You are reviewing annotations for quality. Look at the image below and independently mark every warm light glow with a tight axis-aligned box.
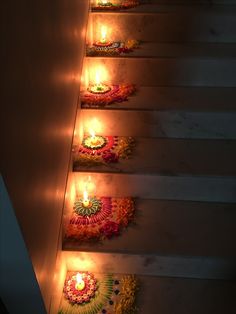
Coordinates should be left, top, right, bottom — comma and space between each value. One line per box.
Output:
89, 128, 96, 139
77, 176, 96, 197
76, 273, 83, 283
75, 273, 85, 291
95, 70, 101, 86
83, 190, 90, 207
100, 25, 107, 43
85, 118, 102, 136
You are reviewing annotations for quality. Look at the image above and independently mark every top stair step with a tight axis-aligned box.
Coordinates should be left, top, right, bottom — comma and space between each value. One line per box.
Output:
91, 6, 236, 43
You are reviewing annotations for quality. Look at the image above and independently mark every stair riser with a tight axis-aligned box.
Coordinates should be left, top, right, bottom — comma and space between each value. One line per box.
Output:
63, 251, 236, 280
91, 12, 236, 43
81, 109, 236, 139
141, 0, 236, 4
85, 57, 236, 86
73, 173, 236, 203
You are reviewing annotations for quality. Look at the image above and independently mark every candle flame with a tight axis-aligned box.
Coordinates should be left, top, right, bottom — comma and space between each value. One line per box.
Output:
83, 190, 89, 202
101, 25, 107, 42
89, 128, 96, 138
95, 70, 101, 86
76, 273, 83, 284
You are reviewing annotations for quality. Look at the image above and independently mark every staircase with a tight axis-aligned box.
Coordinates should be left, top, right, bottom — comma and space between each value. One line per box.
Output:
61, 0, 236, 313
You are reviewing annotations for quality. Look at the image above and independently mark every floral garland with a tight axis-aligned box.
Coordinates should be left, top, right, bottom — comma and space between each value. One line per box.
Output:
65, 197, 135, 242
92, 0, 139, 11
58, 273, 138, 314
81, 84, 136, 108
73, 136, 135, 168
114, 275, 138, 314
87, 40, 140, 56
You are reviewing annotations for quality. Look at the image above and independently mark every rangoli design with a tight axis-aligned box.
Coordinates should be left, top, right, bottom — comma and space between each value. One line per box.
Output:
92, 0, 139, 11
73, 136, 135, 168
87, 40, 140, 56
65, 197, 135, 242
59, 272, 138, 314
81, 84, 136, 108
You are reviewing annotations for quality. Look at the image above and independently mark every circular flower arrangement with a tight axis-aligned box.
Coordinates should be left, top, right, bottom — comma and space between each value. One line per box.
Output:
82, 135, 107, 150
81, 84, 136, 108
92, 0, 139, 11
66, 197, 135, 242
73, 136, 134, 168
64, 272, 97, 305
87, 84, 111, 94
74, 197, 102, 216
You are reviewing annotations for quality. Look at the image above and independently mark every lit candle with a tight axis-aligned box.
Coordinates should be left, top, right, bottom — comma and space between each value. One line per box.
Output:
100, 26, 107, 44
89, 129, 101, 146
94, 70, 104, 92
99, 0, 109, 5
75, 273, 85, 291
88, 68, 111, 94
82, 190, 90, 207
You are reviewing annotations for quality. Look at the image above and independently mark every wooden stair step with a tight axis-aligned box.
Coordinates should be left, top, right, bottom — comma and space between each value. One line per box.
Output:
136, 275, 236, 314
99, 86, 236, 111
74, 138, 236, 176
72, 172, 236, 202
63, 250, 236, 280
64, 199, 236, 257
89, 42, 236, 59
91, 8, 236, 43
81, 108, 236, 139
85, 57, 236, 86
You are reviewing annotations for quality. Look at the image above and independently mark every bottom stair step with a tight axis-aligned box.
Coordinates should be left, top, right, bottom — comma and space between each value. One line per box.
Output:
137, 275, 236, 314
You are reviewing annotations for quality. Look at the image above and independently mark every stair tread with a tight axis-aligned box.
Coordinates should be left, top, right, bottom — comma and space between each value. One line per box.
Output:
92, 3, 236, 14
64, 199, 236, 257
74, 138, 236, 176
86, 57, 236, 87
101, 86, 236, 111
100, 42, 236, 58
136, 275, 236, 314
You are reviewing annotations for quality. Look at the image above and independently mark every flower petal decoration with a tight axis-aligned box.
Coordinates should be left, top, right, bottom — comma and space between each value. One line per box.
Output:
73, 136, 135, 168
59, 272, 139, 314
87, 40, 140, 57
81, 84, 136, 108
92, 0, 139, 11
65, 197, 135, 243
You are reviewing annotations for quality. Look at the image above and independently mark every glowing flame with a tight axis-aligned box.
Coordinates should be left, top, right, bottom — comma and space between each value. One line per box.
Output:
101, 0, 108, 4
100, 25, 107, 43
89, 128, 96, 139
76, 273, 83, 284
83, 190, 89, 203
95, 70, 101, 86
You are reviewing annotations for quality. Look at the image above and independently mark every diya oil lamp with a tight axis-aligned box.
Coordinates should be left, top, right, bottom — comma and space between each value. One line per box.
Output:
94, 25, 112, 47
97, 0, 113, 7
87, 69, 111, 94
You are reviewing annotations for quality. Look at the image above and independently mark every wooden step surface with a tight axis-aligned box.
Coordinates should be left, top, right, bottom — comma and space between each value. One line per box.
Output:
91, 9, 236, 43
85, 57, 236, 86
92, 86, 236, 111
64, 199, 236, 257
73, 172, 236, 202
81, 108, 236, 139
136, 275, 236, 314
74, 137, 236, 176
89, 42, 236, 59
63, 250, 236, 279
